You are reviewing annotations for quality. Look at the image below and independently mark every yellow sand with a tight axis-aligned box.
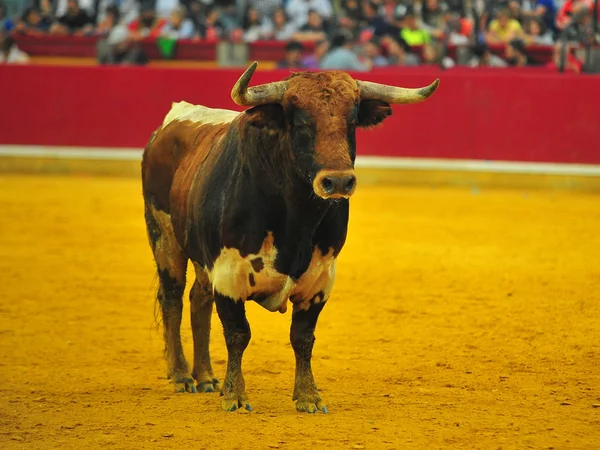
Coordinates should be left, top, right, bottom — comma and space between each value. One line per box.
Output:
0, 174, 599, 449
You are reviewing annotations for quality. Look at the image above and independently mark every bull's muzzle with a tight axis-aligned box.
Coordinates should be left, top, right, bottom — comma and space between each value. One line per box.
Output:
313, 170, 357, 199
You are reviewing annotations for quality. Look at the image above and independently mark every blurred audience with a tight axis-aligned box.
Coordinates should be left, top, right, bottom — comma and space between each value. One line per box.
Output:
320, 29, 370, 71
16, 7, 53, 35
97, 22, 148, 64
50, 0, 95, 36
486, 7, 523, 44
276, 39, 305, 68
292, 9, 328, 42
302, 38, 329, 68
128, 3, 166, 39
2, 0, 597, 73
262, 7, 297, 41
468, 41, 509, 67
0, 33, 30, 63
0, 2, 15, 32
161, 5, 194, 39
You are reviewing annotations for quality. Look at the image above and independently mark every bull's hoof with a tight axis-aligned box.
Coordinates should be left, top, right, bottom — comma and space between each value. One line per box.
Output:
221, 398, 252, 412
197, 378, 221, 393
172, 376, 197, 394
296, 400, 328, 414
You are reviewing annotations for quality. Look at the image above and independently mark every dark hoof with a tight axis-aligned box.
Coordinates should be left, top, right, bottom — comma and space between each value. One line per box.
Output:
173, 377, 197, 394
222, 398, 252, 412
197, 379, 218, 393
296, 400, 327, 414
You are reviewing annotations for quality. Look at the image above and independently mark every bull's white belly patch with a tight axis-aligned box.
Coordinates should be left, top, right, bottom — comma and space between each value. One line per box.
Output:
198, 232, 336, 313
162, 101, 238, 127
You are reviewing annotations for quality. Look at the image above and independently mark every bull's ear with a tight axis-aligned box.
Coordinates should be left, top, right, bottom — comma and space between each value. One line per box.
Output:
245, 104, 287, 130
357, 99, 392, 128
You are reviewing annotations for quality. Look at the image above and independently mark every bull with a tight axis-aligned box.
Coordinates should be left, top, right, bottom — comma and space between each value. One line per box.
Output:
141, 62, 439, 413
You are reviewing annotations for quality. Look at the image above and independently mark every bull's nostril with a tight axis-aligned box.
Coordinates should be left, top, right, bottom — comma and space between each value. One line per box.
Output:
321, 177, 335, 194
344, 176, 356, 193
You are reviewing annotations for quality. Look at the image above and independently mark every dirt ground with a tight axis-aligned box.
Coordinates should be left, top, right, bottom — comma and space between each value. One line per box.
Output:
1, 174, 599, 450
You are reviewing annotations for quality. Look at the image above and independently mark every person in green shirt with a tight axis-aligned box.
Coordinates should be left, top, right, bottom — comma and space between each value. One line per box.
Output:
396, 4, 432, 46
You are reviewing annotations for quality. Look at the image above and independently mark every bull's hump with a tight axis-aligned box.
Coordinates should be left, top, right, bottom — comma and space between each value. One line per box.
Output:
162, 101, 239, 128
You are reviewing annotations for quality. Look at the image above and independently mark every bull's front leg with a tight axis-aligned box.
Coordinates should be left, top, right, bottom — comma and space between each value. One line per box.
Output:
214, 293, 252, 412
290, 301, 327, 414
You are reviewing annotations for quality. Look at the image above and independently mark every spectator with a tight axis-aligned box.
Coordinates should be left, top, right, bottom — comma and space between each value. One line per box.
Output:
128, 3, 168, 40
276, 40, 306, 68
292, 9, 328, 42
468, 41, 509, 67
286, 0, 333, 30
0, 2, 15, 33
95, 5, 119, 37
486, 7, 523, 44
397, 4, 432, 46
505, 38, 541, 65
161, 5, 195, 39
522, 17, 554, 45
250, 0, 283, 19
520, 0, 558, 35
381, 34, 420, 66
545, 40, 583, 72
362, 1, 395, 37
36, 0, 56, 22
187, 0, 207, 34
242, 6, 269, 42
362, 39, 389, 66
419, 0, 449, 40
197, 6, 227, 40
96, 0, 140, 26
302, 38, 329, 68
50, 0, 95, 36
0, 34, 30, 63
15, 7, 53, 35
97, 23, 148, 65
556, 0, 599, 40
261, 7, 297, 41
444, 0, 466, 17
212, 0, 239, 33
155, 0, 181, 19
556, 0, 587, 30
320, 29, 371, 71
338, 0, 363, 37
445, 12, 470, 45
52, 0, 96, 19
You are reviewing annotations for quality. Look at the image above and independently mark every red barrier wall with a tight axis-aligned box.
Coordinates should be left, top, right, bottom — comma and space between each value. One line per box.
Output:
1, 65, 599, 164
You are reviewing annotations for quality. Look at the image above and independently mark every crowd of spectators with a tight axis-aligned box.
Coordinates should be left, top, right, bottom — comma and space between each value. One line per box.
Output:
0, 0, 598, 70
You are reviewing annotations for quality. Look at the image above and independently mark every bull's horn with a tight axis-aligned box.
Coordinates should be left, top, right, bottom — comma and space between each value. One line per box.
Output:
356, 78, 440, 104
231, 61, 288, 107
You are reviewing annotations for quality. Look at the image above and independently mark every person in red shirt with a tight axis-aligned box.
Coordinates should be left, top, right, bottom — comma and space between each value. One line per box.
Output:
556, 0, 599, 31
128, 3, 167, 40
545, 41, 584, 72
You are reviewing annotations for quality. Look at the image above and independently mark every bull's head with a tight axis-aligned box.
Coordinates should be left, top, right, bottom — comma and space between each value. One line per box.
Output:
231, 61, 439, 200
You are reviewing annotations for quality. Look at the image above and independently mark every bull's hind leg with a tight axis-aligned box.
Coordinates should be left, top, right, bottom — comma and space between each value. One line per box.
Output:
290, 301, 328, 414
189, 269, 220, 393
144, 200, 195, 393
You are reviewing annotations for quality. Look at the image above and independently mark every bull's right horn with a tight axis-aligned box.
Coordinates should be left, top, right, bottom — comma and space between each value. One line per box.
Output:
357, 78, 440, 104
231, 61, 289, 107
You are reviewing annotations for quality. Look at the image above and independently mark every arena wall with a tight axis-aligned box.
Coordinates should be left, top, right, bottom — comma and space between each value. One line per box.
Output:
1, 64, 600, 190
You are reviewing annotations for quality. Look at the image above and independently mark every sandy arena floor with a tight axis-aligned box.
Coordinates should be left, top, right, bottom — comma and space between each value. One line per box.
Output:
0, 174, 599, 449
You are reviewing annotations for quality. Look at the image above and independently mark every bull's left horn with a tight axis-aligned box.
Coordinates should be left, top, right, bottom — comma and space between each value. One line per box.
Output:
356, 78, 440, 104
231, 61, 288, 107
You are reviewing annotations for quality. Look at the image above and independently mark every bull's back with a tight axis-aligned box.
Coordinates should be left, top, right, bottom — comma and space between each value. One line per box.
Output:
142, 101, 238, 214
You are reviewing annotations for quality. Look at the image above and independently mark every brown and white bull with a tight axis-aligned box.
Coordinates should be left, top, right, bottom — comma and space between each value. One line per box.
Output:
141, 62, 439, 413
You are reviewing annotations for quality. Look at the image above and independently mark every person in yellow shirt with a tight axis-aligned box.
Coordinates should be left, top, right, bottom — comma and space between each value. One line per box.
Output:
487, 8, 524, 43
